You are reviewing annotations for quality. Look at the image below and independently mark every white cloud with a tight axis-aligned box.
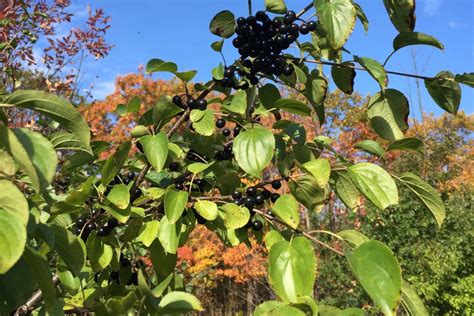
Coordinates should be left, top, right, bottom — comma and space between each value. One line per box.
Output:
424, 0, 442, 16
92, 80, 115, 100
448, 21, 467, 29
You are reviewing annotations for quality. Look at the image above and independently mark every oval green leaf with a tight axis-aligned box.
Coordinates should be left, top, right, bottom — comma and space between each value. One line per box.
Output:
272, 194, 300, 229
303, 158, 331, 187
383, 0, 415, 32
331, 62, 356, 94
164, 190, 189, 224
354, 56, 387, 89
0, 180, 28, 226
139, 132, 169, 172
219, 203, 250, 229
425, 71, 461, 114
194, 200, 218, 221
0, 210, 26, 274
209, 10, 236, 38
393, 32, 444, 52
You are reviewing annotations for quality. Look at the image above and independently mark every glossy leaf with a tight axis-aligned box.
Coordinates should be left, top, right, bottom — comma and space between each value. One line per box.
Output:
139, 132, 169, 172
209, 10, 236, 38
348, 162, 398, 210
194, 200, 218, 221
0, 210, 26, 274
233, 127, 275, 178
219, 203, 250, 229
347, 240, 402, 316
264, 230, 285, 251
386, 137, 424, 153
383, 0, 415, 32
211, 40, 224, 52
164, 190, 189, 223
355, 140, 384, 157
289, 175, 328, 212
188, 161, 214, 174
354, 2, 369, 32
158, 291, 203, 313
190, 109, 215, 136
259, 83, 281, 109
254, 301, 305, 316
150, 240, 177, 277
268, 237, 316, 302
367, 89, 409, 141
146, 58, 178, 74
51, 225, 86, 275
397, 172, 445, 227
454, 72, 474, 88
354, 56, 387, 89
303, 158, 331, 187
338, 229, 369, 249
331, 170, 360, 210
425, 71, 461, 114
401, 280, 429, 316
265, 0, 287, 14
137, 221, 160, 247
0, 180, 28, 226
275, 99, 311, 116
331, 62, 356, 94
314, 0, 357, 50
272, 194, 300, 229
3, 90, 91, 153
158, 216, 181, 254
175, 70, 197, 82
101, 141, 131, 186
86, 232, 113, 270
0, 150, 15, 177
393, 32, 444, 52
107, 184, 130, 209
225, 90, 247, 114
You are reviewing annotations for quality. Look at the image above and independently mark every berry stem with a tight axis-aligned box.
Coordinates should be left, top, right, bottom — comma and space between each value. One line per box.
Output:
248, 0, 252, 16
296, 2, 314, 19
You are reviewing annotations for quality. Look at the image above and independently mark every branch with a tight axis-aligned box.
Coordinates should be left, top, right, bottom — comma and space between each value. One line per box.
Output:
253, 209, 344, 256
296, 2, 314, 19
14, 275, 60, 315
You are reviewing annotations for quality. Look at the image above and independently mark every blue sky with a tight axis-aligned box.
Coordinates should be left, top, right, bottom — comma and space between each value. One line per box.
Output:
59, 0, 473, 119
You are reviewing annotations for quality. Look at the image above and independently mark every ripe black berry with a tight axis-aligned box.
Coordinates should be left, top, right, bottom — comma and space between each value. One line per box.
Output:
272, 18, 282, 28
262, 189, 272, 199
255, 194, 264, 205
97, 226, 110, 237
289, 23, 299, 35
224, 67, 235, 78
169, 161, 180, 171
76, 217, 87, 229
252, 220, 263, 231
307, 21, 317, 32
175, 183, 185, 191
126, 171, 135, 180
250, 76, 259, 85
256, 11, 267, 21
216, 118, 226, 128
282, 64, 294, 76
237, 17, 247, 26
235, 198, 243, 206
244, 196, 256, 208
283, 10, 296, 25
270, 193, 280, 203
224, 144, 233, 153
84, 222, 96, 233
299, 23, 309, 35
233, 37, 243, 48
246, 187, 257, 197
222, 128, 231, 137
221, 77, 233, 88
271, 180, 282, 189
196, 98, 207, 110
108, 217, 119, 229
172, 95, 182, 107
187, 98, 196, 109
120, 257, 131, 267
233, 125, 242, 136
232, 190, 242, 200
246, 16, 257, 26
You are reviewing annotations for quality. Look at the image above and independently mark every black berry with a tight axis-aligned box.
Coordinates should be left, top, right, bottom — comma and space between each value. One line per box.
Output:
271, 180, 282, 189
270, 193, 280, 203
299, 23, 309, 35
169, 161, 180, 171
244, 196, 256, 208
234, 125, 242, 136
252, 220, 263, 231
172, 95, 182, 106
97, 226, 110, 237
222, 128, 231, 137
196, 98, 207, 110
76, 217, 87, 229
282, 64, 294, 76
307, 21, 317, 32
224, 67, 235, 78
246, 186, 257, 197
232, 190, 242, 200
283, 10, 296, 25
237, 17, 247, 26
187, 98, 196, 109
108, 217, 119, 229
216, 118, 226, 128
255, 194, 264, 205
262, 189, 272, 199
175, 183, 185, 191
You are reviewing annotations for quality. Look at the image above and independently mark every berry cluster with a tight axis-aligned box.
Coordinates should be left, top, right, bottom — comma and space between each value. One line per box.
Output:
75, 212, 119, 240
172, 169, 207, 192
214, 118, 241, 160
172, 94, 207, 110
107, 255, 138, 286
231, 10, 316, 80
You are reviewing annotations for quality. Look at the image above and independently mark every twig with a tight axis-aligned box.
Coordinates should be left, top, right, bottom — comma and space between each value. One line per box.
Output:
253, 209, 344, 256
14, 275, 60, 315
296, 2, 314, 19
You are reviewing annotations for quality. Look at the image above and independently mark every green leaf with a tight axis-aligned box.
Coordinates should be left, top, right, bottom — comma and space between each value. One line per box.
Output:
338, 229, 369, 249
23, 246, 57, 311
303, 158, 331, 187
219, 203, 250, 229
139, 132, 169, 172
0, 210, 26, 274
314, 0, 356, 50
150, 240, 177, 277
354, 2, 369, 32
264, 230, 285, 251
175, 70, 197, 82
331, 170, 360, 210
152, 96, 184, 129
354, 56, 387, 89
0, 180, 28, 226
100, 203, 131, 223
107, 184, 130, 209
209, 10, 236, 38
454, 72, 474, 88
164, 190, 189, 224
190, 109, 215, 136
272, 194, 300, 229
3, 90, 91, 153
265, 0, 287, 14
348, 162, 398, 210
158, 216, 181, 254
188, 161, 214, 174
0, 127, 57, 192
386, 137, 424, 153
259, 83, 281, 109
224, 90, 247, 115
101, 141, 131, 186
401, 280, 429, 316
268, 237, 316, 302
367, 89, 409, 141
51, 225, 86, 275
355, 140, 384, 157
0, 150, 16, 177
158, 291, 203, 313
305, 70, 328, 124
86, 232, 113, 270
425, 71, 461, 114
212, 63, 225, 80
233, 127, 275, 178
289, 175, 328, 212
383, 0, 415, 32
254, 301, 305, 316
130, 125, 149, 138
347, 240, 402, 316
194, 200, 218, 221
397, 172, 445, 227
116, 104, 127, 116
275, 99, 311, 116
137, 221, 160, 247
127, 95, 141, 114
105, 291, 136, 314
49, 131, 88, 152
331, 62, 356, 94
146, 58, 178, 74
393, 32, 444, 52
211, 40, 224, 52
